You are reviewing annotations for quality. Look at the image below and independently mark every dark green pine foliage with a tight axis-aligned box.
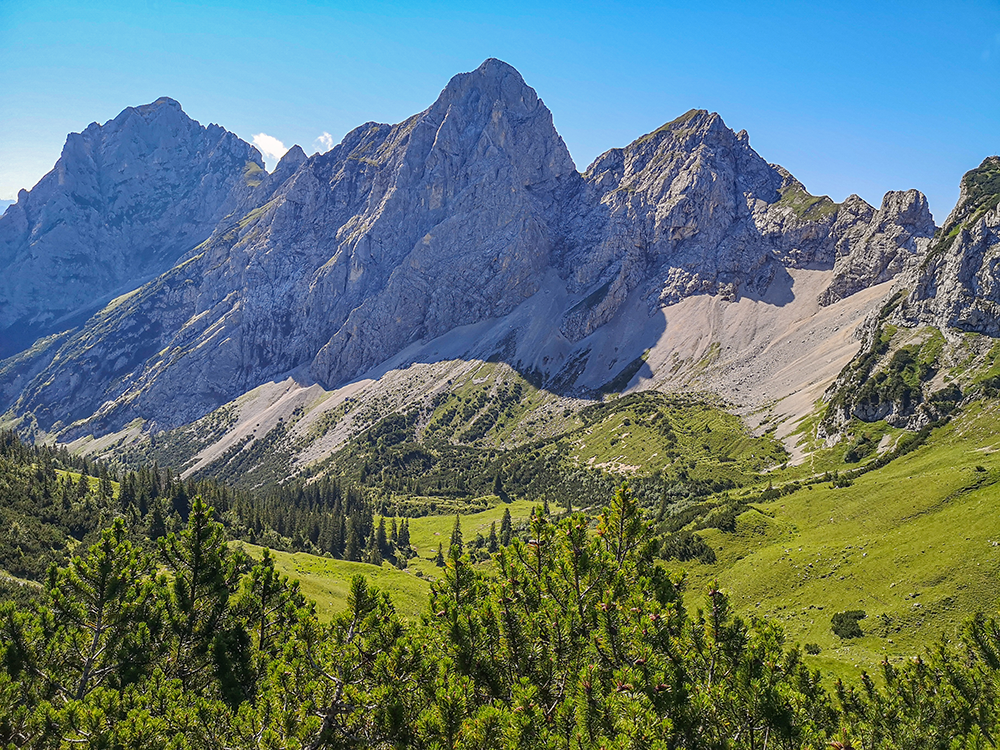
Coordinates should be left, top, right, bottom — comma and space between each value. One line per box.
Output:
499, 507, 513, 546
158, 497, 249, 695
344, 516, 364, 562
449, 514, 463, 556
0, 519, 157, 707
7, 480, 1000, 746
364, 527, 383, 566
5, 424, 1000, 747
375, 517, 389, 558
397, 518, 411, 558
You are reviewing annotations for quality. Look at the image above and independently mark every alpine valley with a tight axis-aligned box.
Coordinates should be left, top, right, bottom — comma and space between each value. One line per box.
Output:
3, 58, 1000, 687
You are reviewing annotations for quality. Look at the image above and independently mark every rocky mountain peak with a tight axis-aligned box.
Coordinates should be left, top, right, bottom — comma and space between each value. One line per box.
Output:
0, 62, 964, 448
893, 158, 1000, 335
280, 144, 307, 166
0, 98, 262, 356
414, 57, 576, 182
135, 96, 183, 114
438, 57, 534, 105
559, 107, 789, 340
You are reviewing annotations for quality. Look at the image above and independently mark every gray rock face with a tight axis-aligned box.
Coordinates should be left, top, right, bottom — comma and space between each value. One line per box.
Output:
889, 157, 1000, 334
1, 60, 939, 441
0, 98, 263, 356
819, 190, 935, 305
557, 113, 850, 341
307, 59, 577, 384
903, 214, 1000, 334
821, 158, 1000, 432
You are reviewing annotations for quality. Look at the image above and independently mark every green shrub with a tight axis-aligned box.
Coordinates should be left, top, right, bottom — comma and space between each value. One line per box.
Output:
659, 529, 716, 564
832, 610, 866, 638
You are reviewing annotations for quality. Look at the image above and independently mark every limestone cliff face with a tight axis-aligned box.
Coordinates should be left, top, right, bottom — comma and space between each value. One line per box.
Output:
819, 190, 935, 306
305, 59, 577, 386
821, 158, 1000, 431
5, 60, 578, 435
556, 112, 934, 341
0, 98, 263, 356
0, 60, 942, 441
558, 111, 786, 341
898, 157, 1000, 334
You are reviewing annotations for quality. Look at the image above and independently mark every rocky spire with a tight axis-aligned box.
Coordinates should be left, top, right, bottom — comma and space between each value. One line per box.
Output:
819, 189, 935, 305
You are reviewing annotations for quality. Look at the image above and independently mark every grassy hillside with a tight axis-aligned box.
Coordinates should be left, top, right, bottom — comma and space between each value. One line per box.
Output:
681, 400, 1000, 681
240, 499, 538, 619
237, 394, 1000, 682
240, 542, 431, 620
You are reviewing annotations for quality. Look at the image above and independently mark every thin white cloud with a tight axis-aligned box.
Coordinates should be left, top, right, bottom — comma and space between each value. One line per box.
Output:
315, 132, 334, 152
252, 133, 289, 165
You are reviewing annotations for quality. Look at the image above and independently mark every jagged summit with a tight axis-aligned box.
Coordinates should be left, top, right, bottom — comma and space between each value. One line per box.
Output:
941, 156, 1000, 232
441, 57, 531, 96
893, 157, 1000, 336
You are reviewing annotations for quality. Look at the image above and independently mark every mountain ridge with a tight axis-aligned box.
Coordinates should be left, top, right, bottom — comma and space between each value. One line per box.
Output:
1, 59, 975, 485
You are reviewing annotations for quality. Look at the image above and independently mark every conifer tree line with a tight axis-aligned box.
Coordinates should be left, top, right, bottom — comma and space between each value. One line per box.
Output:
0, 431, 416, 589
4, 482, 1000, 747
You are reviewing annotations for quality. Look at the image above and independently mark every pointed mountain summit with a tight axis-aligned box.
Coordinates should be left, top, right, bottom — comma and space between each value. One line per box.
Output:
3, 60, 579, 434
0, 98, 263, 356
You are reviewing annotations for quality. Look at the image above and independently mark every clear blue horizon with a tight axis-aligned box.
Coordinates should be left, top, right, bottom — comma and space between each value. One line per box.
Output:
1, 0, 998, 223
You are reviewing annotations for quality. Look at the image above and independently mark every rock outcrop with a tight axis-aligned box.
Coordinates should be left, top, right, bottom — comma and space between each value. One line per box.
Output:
558, 114, 837, 341
819, 190, 935, 306
898, 157, 1000, 334
0, 98, 263, 356
821, 158, 1000, 432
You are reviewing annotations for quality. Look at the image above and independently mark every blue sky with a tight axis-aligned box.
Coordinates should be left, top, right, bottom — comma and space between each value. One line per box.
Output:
1, 0, 998, 222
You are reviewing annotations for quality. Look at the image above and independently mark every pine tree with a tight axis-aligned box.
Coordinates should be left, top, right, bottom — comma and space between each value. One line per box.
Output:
158, 496, 248, 689
500, 508, 512, 547
375, 517, 389, 556
434, 542, 445, 567
235, 548, 305, 672
171, 483, 190, 522
449, 514, 463, 556
398, 518, 411, 558
48, 519, 155, 701
492, 471, 506, 501
345, 517, 362, 562
98, 466, 114, 503
119, 472, 137, 512
487, 521, 498, 553
364, 529, 383, 566
148, 502, 166, 540
390, 517, 399, 547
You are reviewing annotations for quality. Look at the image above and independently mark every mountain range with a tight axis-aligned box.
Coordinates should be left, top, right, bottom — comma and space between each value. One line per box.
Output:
1, 58, 997, 485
